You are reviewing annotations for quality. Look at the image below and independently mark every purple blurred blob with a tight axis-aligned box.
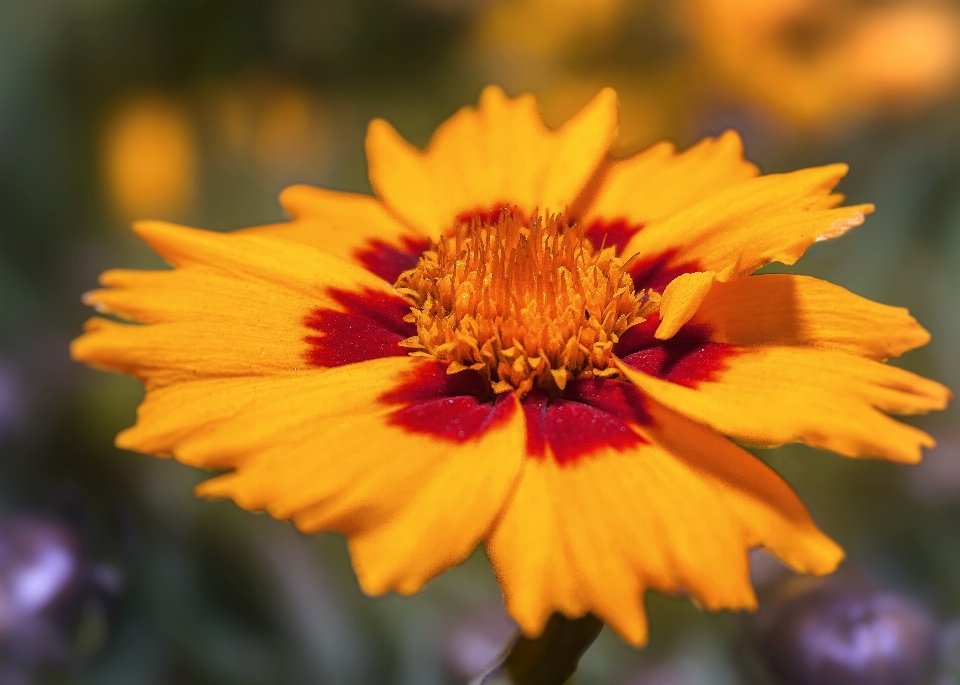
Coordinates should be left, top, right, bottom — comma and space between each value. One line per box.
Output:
0, 517, 81, 665
442, 605, 518, 680
749, 579, 939, 685
0, 518, 78, 630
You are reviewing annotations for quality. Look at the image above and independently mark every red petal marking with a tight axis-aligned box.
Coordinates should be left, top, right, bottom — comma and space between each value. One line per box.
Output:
522, 379, 650, 466
583, 218, 645, 256
615, 312, 737, 388
622, 343, 734, 388
383, 364, 516, 443
627, 249, 703, 293
304, 288, 415, 367
615, 314, 660, 353
354, 236, 431, 283
383, 366, 652, 459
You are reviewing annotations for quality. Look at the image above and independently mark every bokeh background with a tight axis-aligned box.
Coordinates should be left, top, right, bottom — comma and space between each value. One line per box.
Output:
2, 1, 960, 683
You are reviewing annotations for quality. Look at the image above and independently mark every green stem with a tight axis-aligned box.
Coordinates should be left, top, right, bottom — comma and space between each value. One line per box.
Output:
473, 614, 604, 685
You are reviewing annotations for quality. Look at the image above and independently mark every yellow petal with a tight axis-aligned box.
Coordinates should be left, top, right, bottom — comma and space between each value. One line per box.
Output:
114, 374, 303, 465
617, 347, 951, 464
366, 86, 618, 236
621, 164, 872, 290
129, 220, 390, 295
72, 315, 307, 389
344, 392, 524, 596
488, 394, 842, 646
684, 274, 931, 360
71, 222, 412, 388
242, 186, 430, 282
193, 359, 526, 597
580, 130, 759, 236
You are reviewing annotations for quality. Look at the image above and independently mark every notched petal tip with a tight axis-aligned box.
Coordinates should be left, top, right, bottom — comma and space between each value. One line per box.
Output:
365, 116, 418, 157
820, 162, 850, 182
895, 375, 954, 415
559, 86, 619, 138
767, 530, 845, 578
479, 83, 510, 106
352, 567, 391, 598
130, 218, 180, 241
355, 565, 429, 599
277, 183, 321, 219
69, 325, 107, 367
905, 319, 932, 352
600, 604, 649, 648
128, 219, 216, 266
350, 543, 432, 599
716, 128, 746, 148
77, 316, 111, 335
579, 86, 618, 118
113, 427, 143, 452
113, 425, 174, 458
193, 474, 261, 510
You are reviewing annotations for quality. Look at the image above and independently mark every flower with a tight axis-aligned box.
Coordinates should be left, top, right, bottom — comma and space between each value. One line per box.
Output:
744, 578, 939, 685
101, 94, 197, 218
71, 86, 951, 645
472, 0, 628, 58
684, 0, 960, 128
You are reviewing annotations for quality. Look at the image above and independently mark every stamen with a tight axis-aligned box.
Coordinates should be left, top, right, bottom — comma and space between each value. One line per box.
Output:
395, 209, 658, 397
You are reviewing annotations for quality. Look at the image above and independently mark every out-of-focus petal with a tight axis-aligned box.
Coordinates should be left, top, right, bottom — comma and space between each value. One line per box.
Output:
366, 86, 618, 237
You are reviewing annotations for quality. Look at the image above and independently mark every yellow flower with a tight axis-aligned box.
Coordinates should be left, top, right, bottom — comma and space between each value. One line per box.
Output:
101, 94, 197, 218
472, 0, 629, 58
685, 0, 960, 127
72, 87, 951, 645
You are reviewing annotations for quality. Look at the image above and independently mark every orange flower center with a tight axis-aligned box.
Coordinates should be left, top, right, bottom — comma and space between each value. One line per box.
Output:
395, 210, 657, 397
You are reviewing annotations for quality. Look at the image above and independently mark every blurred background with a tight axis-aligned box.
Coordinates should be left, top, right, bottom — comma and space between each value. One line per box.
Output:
2, 0, 960, 683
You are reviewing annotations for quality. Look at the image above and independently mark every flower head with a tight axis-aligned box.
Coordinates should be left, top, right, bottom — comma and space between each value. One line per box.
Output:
396, 210, 656, 395
71, 86, 951, 645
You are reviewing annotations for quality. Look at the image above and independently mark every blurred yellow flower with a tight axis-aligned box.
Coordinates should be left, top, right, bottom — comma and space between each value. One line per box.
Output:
101, 94, 197, 218
74, 87, 950, 645
843, 4, 960, 107
684, 0, 960, 127
474, 0, 629, 57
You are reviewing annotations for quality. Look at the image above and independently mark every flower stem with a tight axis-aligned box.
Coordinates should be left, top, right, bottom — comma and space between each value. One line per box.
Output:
473, 613, 604, 685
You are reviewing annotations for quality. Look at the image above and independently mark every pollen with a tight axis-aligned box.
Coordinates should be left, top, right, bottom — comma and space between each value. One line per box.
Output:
394, 209, 658, 397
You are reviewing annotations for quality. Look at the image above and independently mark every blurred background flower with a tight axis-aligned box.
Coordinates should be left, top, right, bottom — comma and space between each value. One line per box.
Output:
682, 0, 960, 130
740, 576, 941, 685
101, 94, 198, 220
1, 0, 959, 682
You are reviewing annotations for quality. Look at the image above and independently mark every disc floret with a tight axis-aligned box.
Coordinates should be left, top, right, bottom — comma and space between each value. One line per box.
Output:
395, 209, 657, 397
